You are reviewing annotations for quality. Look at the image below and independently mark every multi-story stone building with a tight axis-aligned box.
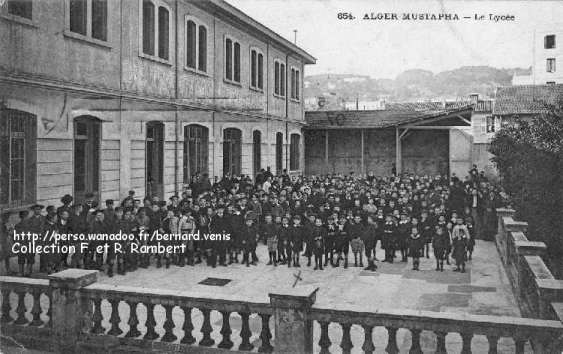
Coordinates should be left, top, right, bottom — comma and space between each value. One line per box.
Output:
0, 0, 315, 210
512, 24, 563, 85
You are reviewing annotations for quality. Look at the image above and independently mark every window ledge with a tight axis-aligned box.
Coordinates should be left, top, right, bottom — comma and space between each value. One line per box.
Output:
290, 98, 301, 103
273, 93, 286, 100
250, 86, 264, 94
63, 30, 112, 49
0, 13, 39, 28
184, 66, 210, 77
223, 78, 242, 87
139, 52, 173, 66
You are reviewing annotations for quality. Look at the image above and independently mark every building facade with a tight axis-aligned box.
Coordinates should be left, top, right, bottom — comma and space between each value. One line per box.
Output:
0, 0, 315, 210
471, 84, 563, 175
512, 24, 563, 85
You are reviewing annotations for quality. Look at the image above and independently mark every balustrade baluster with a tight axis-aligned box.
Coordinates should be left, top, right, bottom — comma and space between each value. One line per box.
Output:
340, 323, 353, 354
161, 304, 177, 342
386, 326, 399, 354
514, 338, 526, 354
1, 289, 13, 323
460, 332, 473, 354
258, 313, 273, 353
46, 291, 52, 326
238, 312, 254, 351
486, 335, 499, 354
180, 307, 195, 344
29, 289, 44, 327
319, 321, 331, 354
218, 311, 234, 349
91, 298, 104, 334
143, 303, 159, 340
14, 290, 28, 325
435, 331, 447, 354
107, 298, 123, 336
361, 325, 375, 354
409, 329, 422, 354
199, 308, 215, 346
125, 300, 141, 338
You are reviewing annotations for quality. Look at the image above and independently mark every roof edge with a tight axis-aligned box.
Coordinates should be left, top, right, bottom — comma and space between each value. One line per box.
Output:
199, 0, 317, 64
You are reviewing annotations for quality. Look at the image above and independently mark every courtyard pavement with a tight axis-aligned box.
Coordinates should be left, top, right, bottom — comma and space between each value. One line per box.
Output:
3, 240, 532, 353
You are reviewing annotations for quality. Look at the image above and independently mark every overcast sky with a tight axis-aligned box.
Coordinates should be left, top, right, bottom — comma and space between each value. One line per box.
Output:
227, 0, 562, 79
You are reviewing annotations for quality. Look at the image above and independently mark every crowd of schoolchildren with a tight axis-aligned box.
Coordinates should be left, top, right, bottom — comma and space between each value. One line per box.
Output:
1, 165, 502, 278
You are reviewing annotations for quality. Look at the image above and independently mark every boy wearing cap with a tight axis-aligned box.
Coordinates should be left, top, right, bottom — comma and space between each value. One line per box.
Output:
261, 214, 278, 266
408, 226, 425, 271
290, 215, 304, 267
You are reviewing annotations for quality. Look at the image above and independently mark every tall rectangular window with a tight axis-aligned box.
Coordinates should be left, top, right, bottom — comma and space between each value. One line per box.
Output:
544, 35, 556, 49
224, 37, 240, 83
234, 42, 241, 83
547, 58, 556, 73
257, 53, 264, 90
69, 0, 87, 35
0, 109, 37, 208
69, 0, 108, 41
198, 25, 207, 72
251, 50, 257, 88
486, 116, 496, 133
186, 20, 197, 68
8, 0, 32, 20
91, 0, 107, 41
280, 63, 286, 97
295, 69, 300, 99
290, 68, 301, 100
250, 49, 263, 91
158, 6, 169, 60
142, 0, 155, 55
225, 38, 232, 80
274, 61, 280, 95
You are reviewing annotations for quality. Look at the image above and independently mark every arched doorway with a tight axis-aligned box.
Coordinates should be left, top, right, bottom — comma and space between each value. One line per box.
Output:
223, 128, 241, 176
184, 124, 209, 183
146, 121, 164, 199
275, 132, 283, 175
74, 116, 100, 202
253, 130, 261, 177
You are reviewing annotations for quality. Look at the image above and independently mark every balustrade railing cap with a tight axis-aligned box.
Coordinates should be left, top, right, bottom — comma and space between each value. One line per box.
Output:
536, 279, 563, 291
269, 286, 319, 306
514, 240, 547, 250
49, 269, 98, 289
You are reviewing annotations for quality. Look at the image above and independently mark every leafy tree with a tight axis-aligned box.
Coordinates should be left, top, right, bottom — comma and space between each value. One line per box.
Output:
489, 103, 563, 277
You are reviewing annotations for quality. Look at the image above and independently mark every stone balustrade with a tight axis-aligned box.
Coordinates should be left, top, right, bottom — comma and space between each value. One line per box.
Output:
309, 305, 563, 353
0, 276, 53, 350
1, 258, 562, 353
495, 207, 563, 323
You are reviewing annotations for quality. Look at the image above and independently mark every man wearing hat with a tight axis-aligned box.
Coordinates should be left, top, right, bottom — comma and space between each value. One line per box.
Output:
103, 199, 116, 226
57, 194, 73, 217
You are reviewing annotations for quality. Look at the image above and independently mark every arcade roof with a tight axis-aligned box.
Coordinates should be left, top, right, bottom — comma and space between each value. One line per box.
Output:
304, 105, 473, 129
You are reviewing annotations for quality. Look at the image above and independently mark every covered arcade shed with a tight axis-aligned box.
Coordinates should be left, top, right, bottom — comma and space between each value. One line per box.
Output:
304, 103, 474, 177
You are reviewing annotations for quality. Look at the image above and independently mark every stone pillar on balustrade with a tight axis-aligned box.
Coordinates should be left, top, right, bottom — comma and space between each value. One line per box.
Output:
495, 208, 515, 262
269, 286, 319, 354
49, 269, 98, 354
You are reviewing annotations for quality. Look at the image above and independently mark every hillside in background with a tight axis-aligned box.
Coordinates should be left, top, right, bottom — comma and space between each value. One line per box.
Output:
304, 66, 531, 108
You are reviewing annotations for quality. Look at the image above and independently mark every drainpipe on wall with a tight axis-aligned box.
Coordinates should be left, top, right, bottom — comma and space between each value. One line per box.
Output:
174, 0, 179, 196
285, 54, 289, 172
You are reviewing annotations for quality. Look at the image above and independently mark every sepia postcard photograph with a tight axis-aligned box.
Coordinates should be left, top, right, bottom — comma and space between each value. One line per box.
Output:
0, 0, 562, 353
